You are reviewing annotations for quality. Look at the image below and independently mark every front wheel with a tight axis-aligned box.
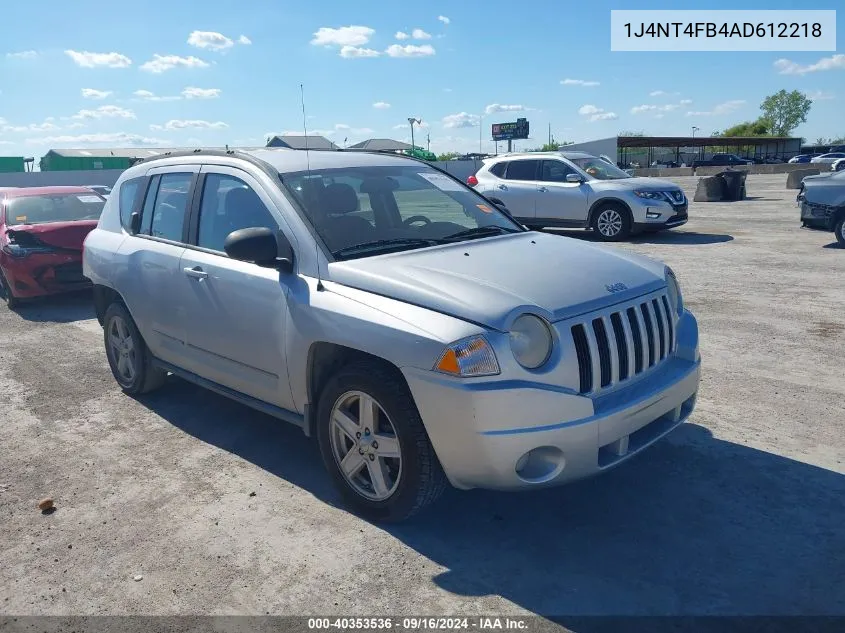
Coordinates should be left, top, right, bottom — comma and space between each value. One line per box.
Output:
316, 361, 447, 522
0, 269, 21, 309
591, 204, 632, 241
103, 302, 167, 395
835, 216, 845, 247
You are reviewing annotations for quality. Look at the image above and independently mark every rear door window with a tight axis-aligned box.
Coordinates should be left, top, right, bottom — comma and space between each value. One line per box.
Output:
505, 160, 539, 181
142, 173, 193, 242
118, 177, 145, 230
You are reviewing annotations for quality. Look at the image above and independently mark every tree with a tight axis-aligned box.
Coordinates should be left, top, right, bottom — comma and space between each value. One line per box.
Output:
760, 90, 812, 137
719, 118, 771, 137
437, 152, 460, 161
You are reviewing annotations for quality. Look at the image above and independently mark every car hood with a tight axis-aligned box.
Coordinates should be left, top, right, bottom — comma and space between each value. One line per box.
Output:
802, 175, 845, 205
4, 220, 98, 251
592, 177, 683, 192
326, 232, 667, 331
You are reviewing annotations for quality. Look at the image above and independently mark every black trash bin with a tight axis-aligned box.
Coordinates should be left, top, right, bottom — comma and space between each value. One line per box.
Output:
718, 169, 747, 201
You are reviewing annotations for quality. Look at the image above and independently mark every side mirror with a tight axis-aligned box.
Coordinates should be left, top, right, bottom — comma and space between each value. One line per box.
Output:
224, 227, 294, 271
565, 173, 584, 184
129, 210, 142, 234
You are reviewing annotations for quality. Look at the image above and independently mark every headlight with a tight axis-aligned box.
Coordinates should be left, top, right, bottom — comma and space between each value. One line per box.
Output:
634, 190, 665, 200
665, 267, 683, 316
435, 336, 500, 377
509, 314, 553, 370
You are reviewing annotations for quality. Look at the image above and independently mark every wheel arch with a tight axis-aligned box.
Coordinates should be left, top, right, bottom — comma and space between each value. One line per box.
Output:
587, 197, 634, 226
92, 284, 126, 326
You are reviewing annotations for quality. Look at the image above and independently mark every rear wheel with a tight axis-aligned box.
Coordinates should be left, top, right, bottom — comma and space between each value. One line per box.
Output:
316, 361, 447, 522
835, 216, 845, 247
591, 204, 632, 241
0, 268, 21, 309
103, 302, 167, 395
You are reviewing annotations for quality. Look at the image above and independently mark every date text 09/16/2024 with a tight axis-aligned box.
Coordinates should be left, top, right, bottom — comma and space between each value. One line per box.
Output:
307, 618, 529, 630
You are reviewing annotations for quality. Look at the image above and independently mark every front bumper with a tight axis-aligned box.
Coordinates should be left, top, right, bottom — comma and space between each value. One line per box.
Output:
799, 201, 837, 231
404, 311, 700, 491
629, 195, 688, 231
0, 252, 90, 299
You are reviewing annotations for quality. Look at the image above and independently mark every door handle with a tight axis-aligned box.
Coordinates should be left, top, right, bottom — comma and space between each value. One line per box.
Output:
497, 184, 508, 191
538, 186, 548, 193
183, 266, 208, 280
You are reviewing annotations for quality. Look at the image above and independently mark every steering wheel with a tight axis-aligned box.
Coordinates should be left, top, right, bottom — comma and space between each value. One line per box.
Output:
403, 215, 431, 227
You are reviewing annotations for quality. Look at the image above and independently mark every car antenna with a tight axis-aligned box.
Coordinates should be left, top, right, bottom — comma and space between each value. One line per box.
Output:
301, 82, 324, 291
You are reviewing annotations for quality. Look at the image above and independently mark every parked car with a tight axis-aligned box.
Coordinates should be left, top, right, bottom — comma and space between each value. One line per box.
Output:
468, 151, 688, 241
691, 153, 753, 167
84, 185, 113, 198
810, 152, 845, 165
0, 186, 106, 307
798, 170, 845, 246
82, 149, 701, 521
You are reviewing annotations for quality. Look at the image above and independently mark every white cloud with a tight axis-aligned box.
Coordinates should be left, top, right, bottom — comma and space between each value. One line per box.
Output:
6, 50, 38, 60
385, 44, 435, 58
311, 26, 375, 47
66, 122, 85, 129
340, 46, 381, 58
133, 89, 181, 102
438, 16, 450, 25
188, 30, 234, 51
393, 121, 429, 130
238, 35, 252, 45
686, 99, 746, 116
65, 50, 132, 68
774, 54, 845, 75
443, 88, 452, 92
806, 90, 835, 101
182, 86, 221, 99
26, 132, 168, 146
151, 119, 228, 131
140, 54, 209, 73
395, 31, 410, 40
443, 112, 480, 129
71, 105, 136, 120
650, 90, 667, 97
484, 104, 526, 115
81, 88, 112, 100
412, 29, 432, 40
334, 124, 374, 135
373, 101, 391, 109
578, 104, 618, 121
2, 121, 60, 133
561, 78, 600, 87
631, 103, 680, 114
679, 99, 693, 105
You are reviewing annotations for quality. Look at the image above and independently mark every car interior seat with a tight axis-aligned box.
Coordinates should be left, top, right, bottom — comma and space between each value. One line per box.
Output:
318, 183, 374, 252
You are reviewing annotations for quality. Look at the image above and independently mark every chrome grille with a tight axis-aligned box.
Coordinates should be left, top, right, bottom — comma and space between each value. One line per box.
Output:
667, 190, 685, 204
571, 293, 675, 394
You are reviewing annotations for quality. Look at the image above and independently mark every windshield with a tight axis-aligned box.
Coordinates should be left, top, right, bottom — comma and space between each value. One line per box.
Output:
282, 165, 524, 259
570, 157, 633, 180
4, 193, 105, 226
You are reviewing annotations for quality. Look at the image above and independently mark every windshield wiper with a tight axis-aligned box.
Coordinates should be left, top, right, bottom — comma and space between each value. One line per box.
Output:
333, 237, 443, 258
442, 225, 521, 241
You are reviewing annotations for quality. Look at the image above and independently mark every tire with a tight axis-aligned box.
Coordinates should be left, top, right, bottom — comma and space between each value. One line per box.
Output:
590, 203, 632, 241
0, 268, 21, 309
103, 302, 167, 395
835, 216, 845, 247
316, 360, 447, 522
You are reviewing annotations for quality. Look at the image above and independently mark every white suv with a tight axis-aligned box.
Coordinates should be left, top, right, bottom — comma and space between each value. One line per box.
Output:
470, 151, 688, 241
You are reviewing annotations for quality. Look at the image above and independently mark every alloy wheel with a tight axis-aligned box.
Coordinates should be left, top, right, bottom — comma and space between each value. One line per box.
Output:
329, 390, 402, 501
597, 209, 623, 237
108, 315, 138, 384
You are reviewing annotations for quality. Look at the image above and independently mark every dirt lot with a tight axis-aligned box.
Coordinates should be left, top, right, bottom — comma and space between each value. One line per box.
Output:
0, 174, 843, 619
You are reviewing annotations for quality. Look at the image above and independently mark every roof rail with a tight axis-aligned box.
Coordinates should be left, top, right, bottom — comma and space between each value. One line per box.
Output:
128, 147, 285, 178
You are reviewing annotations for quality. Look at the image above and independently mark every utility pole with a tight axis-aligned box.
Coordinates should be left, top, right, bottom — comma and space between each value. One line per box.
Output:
479, 114, 483, 153
408, 117, 420, 150
691, 126, 699, 138
426, 132, 430, 152
548, 123, 552, 147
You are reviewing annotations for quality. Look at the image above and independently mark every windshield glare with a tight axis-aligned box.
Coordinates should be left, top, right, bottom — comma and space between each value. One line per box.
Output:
282, 165, 523, 259
570, 157, 632, 180
4, 194, 105, 226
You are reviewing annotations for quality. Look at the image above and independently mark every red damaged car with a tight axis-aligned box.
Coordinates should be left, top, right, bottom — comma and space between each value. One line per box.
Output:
0, 186, 106, 308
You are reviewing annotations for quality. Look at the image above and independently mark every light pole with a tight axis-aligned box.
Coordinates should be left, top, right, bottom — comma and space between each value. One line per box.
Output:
408, 117, 421, 150
691, 126, 700, 138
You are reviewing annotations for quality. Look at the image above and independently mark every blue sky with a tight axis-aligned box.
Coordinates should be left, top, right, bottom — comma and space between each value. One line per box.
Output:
1, 0, 843, 159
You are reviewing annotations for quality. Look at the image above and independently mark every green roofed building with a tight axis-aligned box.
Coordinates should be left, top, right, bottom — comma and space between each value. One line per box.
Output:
0, 157, 26, 173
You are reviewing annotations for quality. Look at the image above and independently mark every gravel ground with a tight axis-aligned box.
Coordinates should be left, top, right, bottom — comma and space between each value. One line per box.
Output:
0, 174, 843, 619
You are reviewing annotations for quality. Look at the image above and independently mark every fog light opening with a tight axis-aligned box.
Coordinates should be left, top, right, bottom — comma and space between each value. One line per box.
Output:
646, 211, 661, 219
514, 446, 565, 484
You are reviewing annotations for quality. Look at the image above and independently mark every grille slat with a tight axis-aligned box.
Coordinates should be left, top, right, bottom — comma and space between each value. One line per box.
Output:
571, 293, 676, 395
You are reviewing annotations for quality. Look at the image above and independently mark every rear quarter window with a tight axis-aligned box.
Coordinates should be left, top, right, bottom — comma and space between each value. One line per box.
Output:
118, 177, 145, 230
489, 162, 507, 177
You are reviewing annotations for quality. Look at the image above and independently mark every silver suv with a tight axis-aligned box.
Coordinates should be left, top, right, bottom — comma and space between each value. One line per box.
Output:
83, 149, 701, 521
471, 151, 688, 240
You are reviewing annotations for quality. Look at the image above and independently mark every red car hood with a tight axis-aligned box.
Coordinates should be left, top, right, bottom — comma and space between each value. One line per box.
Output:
4, 220, 98, 251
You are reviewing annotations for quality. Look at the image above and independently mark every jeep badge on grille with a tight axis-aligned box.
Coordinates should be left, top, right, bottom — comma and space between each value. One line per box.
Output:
606, 283, 628, 293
